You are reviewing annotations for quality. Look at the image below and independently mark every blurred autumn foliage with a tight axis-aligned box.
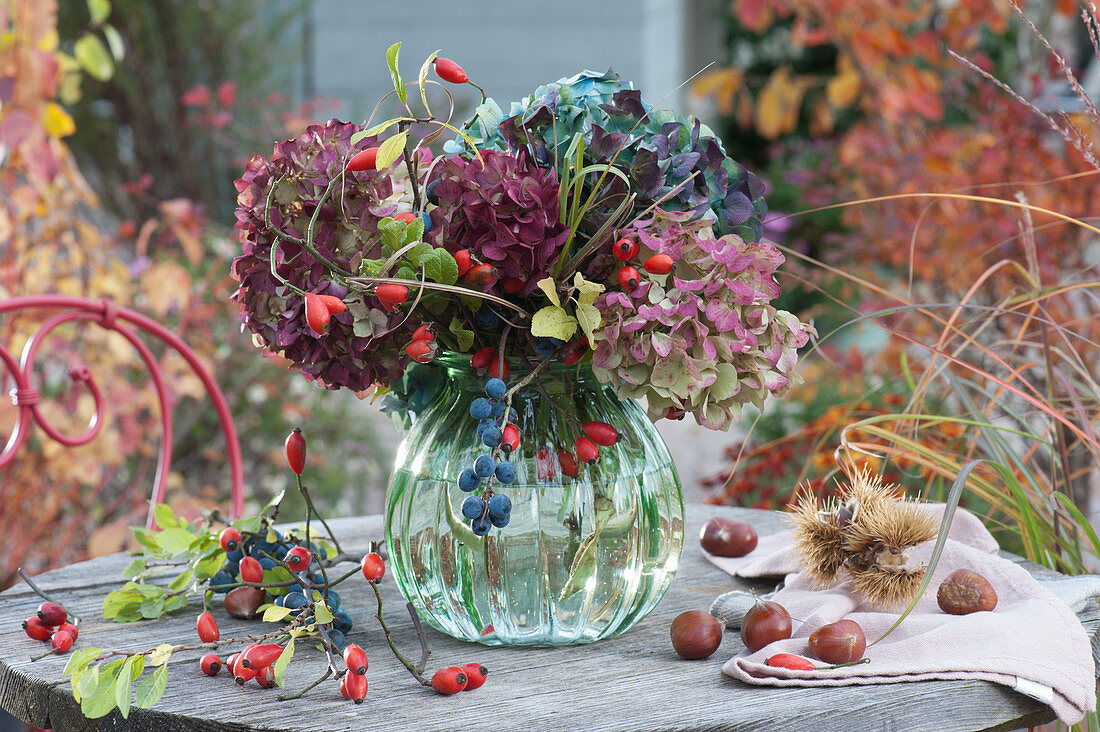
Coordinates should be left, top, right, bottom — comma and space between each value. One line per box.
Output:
695, 0, 1100, 559
0, 0, 387, 589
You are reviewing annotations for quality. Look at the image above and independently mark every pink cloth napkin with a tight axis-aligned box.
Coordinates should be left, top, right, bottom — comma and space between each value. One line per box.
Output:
705, 507, 1097, 725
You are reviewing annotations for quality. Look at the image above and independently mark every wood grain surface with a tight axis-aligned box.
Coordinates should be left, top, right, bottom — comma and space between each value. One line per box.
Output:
1, 504, 1096, 731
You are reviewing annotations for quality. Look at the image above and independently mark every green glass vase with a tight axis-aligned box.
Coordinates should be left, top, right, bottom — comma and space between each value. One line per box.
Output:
384, 355, 684, 646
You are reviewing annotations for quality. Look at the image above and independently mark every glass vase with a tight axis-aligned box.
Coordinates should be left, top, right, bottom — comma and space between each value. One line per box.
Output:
384, 355, 684, 646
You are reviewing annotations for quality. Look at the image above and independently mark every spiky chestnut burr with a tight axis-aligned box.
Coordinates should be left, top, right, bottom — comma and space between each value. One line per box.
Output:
788, 467, 938, 609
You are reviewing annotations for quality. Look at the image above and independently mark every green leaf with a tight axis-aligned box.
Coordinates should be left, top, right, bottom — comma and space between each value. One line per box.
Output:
193, 551, 222, 580
134, 665, 168, 709
87, 0, 110, 23
350, 117, 405, 145
261, 489, 285, 515
400, 217, 425, 245
536, 277, 560, 307
417, 49, 442, 112
425, 250, 459, 285
406, 242, 435, 267
234, 515, 262, 534
114, 657, 135, 718
386, 42, 406, 104
156, 527, 197, 555
121, 559, 145, 580
394, 265, 416, 281
132, 528, 159, 552
376, 130, 408, 170
162, 595, 187, 614
72, 666, 97, 703
81, 663, 121, 719
168, 569, 193, 592
448, 316, 475, 351
147, 643, 173, 667
531, 305, 578, 341
64, 648, 104, 679
314, 601, 334, 625
139, 596, 165, 619
102, 589, 142, 619
129, 654, 146, 681
101, 23, 124, 61
575, 302, 602, 345
262, 605, 294, 622
272, 638, 294, 688
73, 33, 113, 81
152, 503, 177, 529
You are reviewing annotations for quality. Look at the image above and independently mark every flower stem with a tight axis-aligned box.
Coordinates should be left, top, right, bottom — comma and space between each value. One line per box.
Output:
18, 568, 81, 625
369, 579, 430, 686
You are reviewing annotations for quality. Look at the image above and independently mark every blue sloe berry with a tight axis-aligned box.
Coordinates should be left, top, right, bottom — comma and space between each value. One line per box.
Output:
471, 515, 492, 536
482, 426, 503, 447
485, 378, 507, 399
490, 399, 506, 418
474, 455, 496, 477
461, 495, 485, 520
494, 460, 517, 484
470, 397, 493, 420
488, 493, 512, 524
459, 468, 481, 492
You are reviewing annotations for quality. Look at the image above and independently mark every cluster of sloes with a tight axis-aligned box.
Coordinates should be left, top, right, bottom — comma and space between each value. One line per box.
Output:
210, 529, 354, 649
457, 377, 515, 536
209, 531, 288, 591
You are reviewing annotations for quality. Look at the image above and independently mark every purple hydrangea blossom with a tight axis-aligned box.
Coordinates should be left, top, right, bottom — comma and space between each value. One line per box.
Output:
426, 150, 569, 293
230, 119, 423, 392
590, 208, 815, 429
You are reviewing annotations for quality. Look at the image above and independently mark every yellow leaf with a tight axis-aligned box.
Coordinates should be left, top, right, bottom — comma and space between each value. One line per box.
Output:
690, 68, 743, 116
530, 305, 578, 341
826, 55, 861, 109
43, 103, 76, 138
755, 67, 810, 140
37, 29, 59, 52
535, 277, 560, 307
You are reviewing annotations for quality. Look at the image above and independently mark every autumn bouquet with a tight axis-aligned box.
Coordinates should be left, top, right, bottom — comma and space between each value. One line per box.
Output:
230, 47, 814, 431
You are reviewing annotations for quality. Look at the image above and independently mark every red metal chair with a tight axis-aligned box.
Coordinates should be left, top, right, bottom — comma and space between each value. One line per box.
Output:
0, 295, 245, 527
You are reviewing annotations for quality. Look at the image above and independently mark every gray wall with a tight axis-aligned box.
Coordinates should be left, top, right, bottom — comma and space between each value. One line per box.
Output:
305, 0, 718, 125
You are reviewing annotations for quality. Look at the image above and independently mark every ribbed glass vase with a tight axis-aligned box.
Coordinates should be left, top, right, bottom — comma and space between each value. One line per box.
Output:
384, 355, 684, 646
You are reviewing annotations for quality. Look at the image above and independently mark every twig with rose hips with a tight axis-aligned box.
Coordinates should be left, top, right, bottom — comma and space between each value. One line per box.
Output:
17, 426, 491, 718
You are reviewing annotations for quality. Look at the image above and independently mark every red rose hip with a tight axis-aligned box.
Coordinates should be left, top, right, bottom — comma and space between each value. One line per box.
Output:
430, 666, 468, 695
37, 602, 67, 626
200, 653, 222, 676
196, 610, 220, 642
361, 551, 385, 582
460, 662, 488, 690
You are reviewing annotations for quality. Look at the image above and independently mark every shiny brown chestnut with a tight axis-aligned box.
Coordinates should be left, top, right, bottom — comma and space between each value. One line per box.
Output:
808, 619, 866, 664
937, 569, 997, 615
670, 611, 724, 660
699, 517, 759, 558
224, 586, 268, 619
740, 597, 792, 653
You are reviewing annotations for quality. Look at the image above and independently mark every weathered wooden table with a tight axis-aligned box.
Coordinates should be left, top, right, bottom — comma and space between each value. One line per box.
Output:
1, 504, 1097, 731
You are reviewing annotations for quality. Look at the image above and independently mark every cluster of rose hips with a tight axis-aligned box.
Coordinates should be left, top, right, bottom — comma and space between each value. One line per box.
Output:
429, 663, 488, 695
22, 601, 78, 656
611, 236, 674, 292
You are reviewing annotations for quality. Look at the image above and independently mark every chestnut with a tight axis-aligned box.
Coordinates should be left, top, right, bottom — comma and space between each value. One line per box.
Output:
700, 517, 758, 558
937, 569, 997, 615
808, 619, 866, 664
224, 586, 268, 619
670, 611, 724, 660
740, 597, 792, 653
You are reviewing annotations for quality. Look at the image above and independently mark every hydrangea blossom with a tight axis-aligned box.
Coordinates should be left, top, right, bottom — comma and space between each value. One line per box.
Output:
427, 150, 568, 292
231, 119, 423, 392
449, 70, 768, 242
590, 209, 815, 429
